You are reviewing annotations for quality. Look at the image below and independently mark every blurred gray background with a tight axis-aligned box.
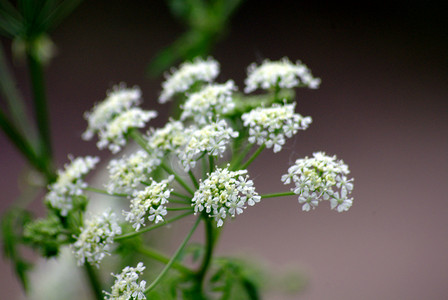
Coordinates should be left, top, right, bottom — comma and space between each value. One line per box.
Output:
1, 1, 447, 299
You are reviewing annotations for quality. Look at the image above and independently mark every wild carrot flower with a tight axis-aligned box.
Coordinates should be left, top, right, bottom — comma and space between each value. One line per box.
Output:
104, 262, 147, 300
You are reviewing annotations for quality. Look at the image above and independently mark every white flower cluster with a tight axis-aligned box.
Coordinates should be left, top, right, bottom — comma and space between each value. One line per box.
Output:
244, 57, 321, 93
83, 85, 157, 153
104, 262, 147, 300
45, 156, 99, 216
242, 102, 312, 153
180, 81, 236, 124
123, 176, 173, 231
106, 150, 161, 194
97, 108, 157, 153
180, 120, 239, 171
146, 120, 188, 155
192, 167, 260, 227
282, 152, 354, 212
83, 85, 142, 140
159, 57, 220, 103
72, 209, 122, 267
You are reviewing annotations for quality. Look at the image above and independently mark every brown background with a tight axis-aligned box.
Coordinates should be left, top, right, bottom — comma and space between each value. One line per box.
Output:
1, 1, 447, 299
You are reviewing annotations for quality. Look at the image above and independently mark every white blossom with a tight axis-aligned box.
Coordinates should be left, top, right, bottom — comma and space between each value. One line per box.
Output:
72, 209, 122, 267
244, 57, 321, 93
181, 81, 236, 124
146, 120, 189, 155
106, 150, 161, 194
97, 108, 157, 153
282, 152, 354, 212
104, 262, 147, 300
123, 176, 173, 231
192, 167, 260, 227
159, 57, 220, 103
180, 120, 238, 171
83, 85, 142, 140
242, 102, 312, 153
45, 156, 99, 216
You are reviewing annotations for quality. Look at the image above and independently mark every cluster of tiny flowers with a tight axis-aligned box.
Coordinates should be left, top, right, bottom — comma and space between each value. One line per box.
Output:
242, 102, 312, 153
123, 176, 173, 231
180, 120, 239, 171
104, 262, 147, 300
97, 108, 157, 153
106, 150, 161, 194
181, 81, 236, 124
146, 120, 188, 155
159, 57, 220, 103
281, 152, 354, 212
192, 167, 261, 227
72, 209, 122, 267
83, 85, 142, 140
244, 57, 321, 93
45, 156, 99, 216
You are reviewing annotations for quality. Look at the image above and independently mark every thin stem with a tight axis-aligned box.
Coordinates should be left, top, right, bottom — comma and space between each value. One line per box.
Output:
137, 246, 194, 276
114, 212, 193, 241
188, 170, 199, 189
161, 162, 195, 196
168, 198, 190, 204
261, 191, 295, 199
167, 207, 193, 211
145, 216, 201, 294
84, 186, 129, 198
171, 191, 192, 201
83, 263, 103, 300
229, 142, 253, 170
208, 155, 214, 174
240, 144, 266, 170
27, 51, 52, 163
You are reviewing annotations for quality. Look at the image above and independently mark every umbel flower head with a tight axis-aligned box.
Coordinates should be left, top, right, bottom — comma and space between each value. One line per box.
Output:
72, 209, 122, 267
45, 156, 99, 216
106, 150, 161, 194
180, 80, 237, 124
123, 176, 174, 231
104, 262, 147, 300
192, 166, 261, 227
242, 102, 312, 153
159, 57, 220, 103
282, 152, 354, 212
244, 57, 321, 93
146, 119, 188, 155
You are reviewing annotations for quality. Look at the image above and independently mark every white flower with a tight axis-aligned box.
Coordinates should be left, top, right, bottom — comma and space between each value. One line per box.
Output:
282, 152, 354, 212
180, 81, 236, 124
180, 120, 239, 171
242, 102, 312, 153
159, 57, 220, 103
106, 150, 161, 194
123, 176, 173, 231
45, 156, 99, 216
83, 85, 142, 140
72, 209, 122, 267
97, 108, 157, 153
147, 120, 189, 155
192, 167, 260, 227
104, 262, 147, 300
244, 57, 321, 93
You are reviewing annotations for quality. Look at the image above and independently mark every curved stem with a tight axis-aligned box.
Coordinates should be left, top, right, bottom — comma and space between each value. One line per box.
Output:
161, 162, 195, 196
171, 191, 192, 201
114, 211, 193, 241
260, 191, 295, 199
188, 170, 199, 189
137, 246, 194, 276
84, 186, 129, 198
240, 144, 266, 170
83, 263, 103, 300
145, 216, 201, 294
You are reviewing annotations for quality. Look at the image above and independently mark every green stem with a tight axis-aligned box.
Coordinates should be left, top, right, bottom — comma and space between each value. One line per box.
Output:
114, 212, 193, 241
229, 142, 253, 170
209, 155, 214, 174
261, 191, 295, 199
83, 263, 103, 300
188, 170, 199, 189
145, 216, 201, 294
171, 191, 192, 201
27, 50, 52, 164
167, 207, 193, 211
137, 246, 194, 276
168, 198, 190, 204
195, 215, 219, 297
240, 144, 266, 170
161, 162, 195, 196
84, 186, 129, 197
